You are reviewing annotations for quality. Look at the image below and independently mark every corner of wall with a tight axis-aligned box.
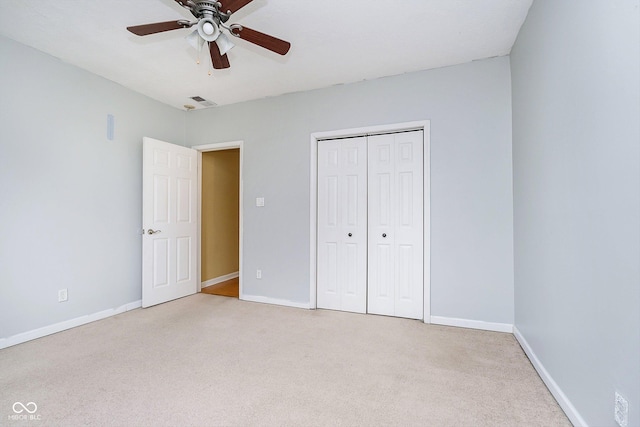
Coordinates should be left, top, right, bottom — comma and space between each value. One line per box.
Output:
513, 327, 588, 427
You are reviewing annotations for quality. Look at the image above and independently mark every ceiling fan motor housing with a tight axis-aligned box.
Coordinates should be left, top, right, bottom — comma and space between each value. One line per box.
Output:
192, 1, 221, 17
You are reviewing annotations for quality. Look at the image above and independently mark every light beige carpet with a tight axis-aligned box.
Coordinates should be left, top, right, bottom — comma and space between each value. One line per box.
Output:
0, 294, 570, 426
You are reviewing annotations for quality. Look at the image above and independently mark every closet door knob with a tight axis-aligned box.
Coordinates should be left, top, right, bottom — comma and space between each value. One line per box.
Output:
382, 233, 387, 238
348, 233, 353, 237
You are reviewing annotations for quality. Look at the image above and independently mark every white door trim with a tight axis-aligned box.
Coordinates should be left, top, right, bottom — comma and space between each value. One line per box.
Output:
192, 141, 244, 300
309, 121, 431, 321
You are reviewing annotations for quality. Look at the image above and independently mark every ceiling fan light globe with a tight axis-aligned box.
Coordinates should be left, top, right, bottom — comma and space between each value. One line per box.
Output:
203, 22, 215, 35
197, 18, 220, 42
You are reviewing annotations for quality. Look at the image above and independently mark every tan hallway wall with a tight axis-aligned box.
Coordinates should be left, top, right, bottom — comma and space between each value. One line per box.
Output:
201, 149, 240, 282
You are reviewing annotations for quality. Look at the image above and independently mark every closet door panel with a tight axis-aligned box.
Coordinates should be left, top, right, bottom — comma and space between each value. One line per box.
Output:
367, 134, 397, 316
368, 131, 424, 319
393, 131, 424, 319
317, 147, 341, 310
317, 138, 367, 313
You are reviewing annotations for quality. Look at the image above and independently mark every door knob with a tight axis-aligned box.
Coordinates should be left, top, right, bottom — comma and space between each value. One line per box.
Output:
382, 233, 387, 238
348, 233, 353, 237
147, 229, 161, 235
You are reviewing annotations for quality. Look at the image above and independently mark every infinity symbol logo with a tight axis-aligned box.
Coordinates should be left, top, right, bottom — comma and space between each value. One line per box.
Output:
13, 402, 38, 414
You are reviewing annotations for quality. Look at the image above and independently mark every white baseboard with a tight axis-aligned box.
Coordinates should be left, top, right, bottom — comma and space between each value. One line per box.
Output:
513, 326, 587, 427
0, 300, 142, 350
240, 294, 311, 310
430, 315, 513, 333
201, 271, 239, 288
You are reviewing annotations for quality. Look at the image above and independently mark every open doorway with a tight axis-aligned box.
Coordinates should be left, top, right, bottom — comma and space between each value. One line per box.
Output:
195, 142, 242, 299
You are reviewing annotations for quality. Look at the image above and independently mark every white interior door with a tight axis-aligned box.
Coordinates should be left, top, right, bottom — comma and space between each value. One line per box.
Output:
142, 137, 198, 308
368, 131, 423, 319
317, 137, 367, 313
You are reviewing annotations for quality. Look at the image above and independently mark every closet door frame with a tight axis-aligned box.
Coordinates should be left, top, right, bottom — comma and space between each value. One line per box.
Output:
309, 120, 431, 322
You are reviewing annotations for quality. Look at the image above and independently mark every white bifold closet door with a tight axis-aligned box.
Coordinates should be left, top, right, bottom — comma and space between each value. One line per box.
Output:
317, 130, 423, 319
317, 137, 368, 313
367, 132, 423, 319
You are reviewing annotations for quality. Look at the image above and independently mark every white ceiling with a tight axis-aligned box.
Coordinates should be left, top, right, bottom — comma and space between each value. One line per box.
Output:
0, 0, 532, 110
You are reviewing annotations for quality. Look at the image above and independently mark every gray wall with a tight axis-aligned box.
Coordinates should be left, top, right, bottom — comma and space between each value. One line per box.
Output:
511, 0, 640, 425
0, 36, 514, 338
186, 57, 515, 325
0, 36, 185, 339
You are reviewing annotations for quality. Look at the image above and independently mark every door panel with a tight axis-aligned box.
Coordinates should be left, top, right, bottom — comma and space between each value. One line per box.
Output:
142, 137, 198, 308
393, 131, 424, 319
368, 134, 395, 315
153, 239, 169, 287
324, 243, 339, 294
397, 245, 413, 300
346, 175, 359, 225
368, 131, 423, 319
374, 243, 393, 296
327, 176, 338, 226
176, 236, 192, 282
176, 178, 192, 222
154, 175, 170, 223
345, 243, 359, 295
317, 137, 367, 314
378, 173, 392, 226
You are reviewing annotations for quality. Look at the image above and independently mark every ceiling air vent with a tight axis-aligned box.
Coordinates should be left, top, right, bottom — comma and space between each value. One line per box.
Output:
190, 96, 217, 108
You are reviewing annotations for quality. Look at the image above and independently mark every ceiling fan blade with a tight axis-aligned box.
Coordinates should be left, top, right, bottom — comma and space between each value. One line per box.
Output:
209, 42, 231, 69
231, 26, 291, 55
218, 0, 254, 14
127, 20, 192, 36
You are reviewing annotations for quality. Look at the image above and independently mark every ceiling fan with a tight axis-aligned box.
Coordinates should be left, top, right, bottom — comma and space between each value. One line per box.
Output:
127, 0, 291, 70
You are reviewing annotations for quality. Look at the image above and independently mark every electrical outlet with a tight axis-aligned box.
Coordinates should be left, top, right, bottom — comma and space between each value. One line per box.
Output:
58, 289, 68, 303
256, 269, 262, 279
615, 391, 629, 427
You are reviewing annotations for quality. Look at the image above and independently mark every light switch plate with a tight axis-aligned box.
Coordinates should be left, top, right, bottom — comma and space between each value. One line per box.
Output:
256, 197, 265, 207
